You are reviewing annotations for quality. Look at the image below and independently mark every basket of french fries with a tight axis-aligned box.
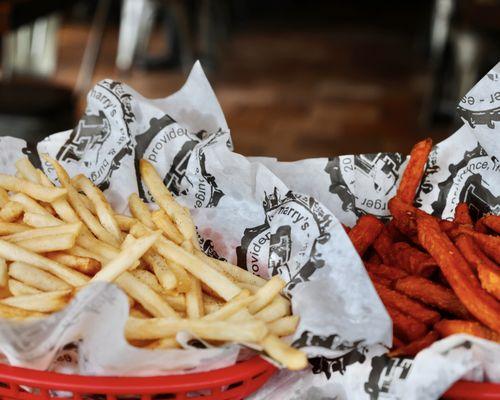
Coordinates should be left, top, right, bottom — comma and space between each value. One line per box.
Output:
0, 61, 497, 400
0, 155, 307, 399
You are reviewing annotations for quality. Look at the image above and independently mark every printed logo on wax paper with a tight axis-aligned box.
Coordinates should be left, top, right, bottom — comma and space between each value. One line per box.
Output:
55, 81, 135, 191
324, 153, 405, 219
199, 237, 226, 261
236, 188, 332, 288
364, 355, 413, 400
430, 144, 500, 218
137, 118, 225, 208
294, 331, 369, 378
457, 84, 500, 129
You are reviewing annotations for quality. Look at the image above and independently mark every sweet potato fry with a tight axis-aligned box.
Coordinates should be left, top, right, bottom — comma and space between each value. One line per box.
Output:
458, 229, 500, 264
395, 276, 471, 320
453, 203, 473, 226
388, 197, 420, 237
348, 215, 384, 257
435, 320, 500, 342
365, 262, 409, 282
373, 281, 440, 326
389, 242, 437, 277
366, 252, 382, 264
474, 217, 490, 234
396, 138, 432, 204
392, 336, 405, 349
390, 331, 439, 357
372, 228, 393, 265
367, 271, 392, 287
386, 305, 428, 342
481, 215, 500, 234
417, 217, 500, 333
439, 220, 457, 233
455, 235, 500, 300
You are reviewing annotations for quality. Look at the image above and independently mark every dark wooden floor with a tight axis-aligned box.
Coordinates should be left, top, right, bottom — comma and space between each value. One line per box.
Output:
55, 21, 453, 160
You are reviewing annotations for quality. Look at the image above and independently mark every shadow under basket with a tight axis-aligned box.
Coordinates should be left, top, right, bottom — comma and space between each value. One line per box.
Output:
0, 356, 496, 400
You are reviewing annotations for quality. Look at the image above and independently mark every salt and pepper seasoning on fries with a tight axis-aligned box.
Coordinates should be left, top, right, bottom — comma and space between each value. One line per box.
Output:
0, 156, 307, 371
348, 138, 500, 355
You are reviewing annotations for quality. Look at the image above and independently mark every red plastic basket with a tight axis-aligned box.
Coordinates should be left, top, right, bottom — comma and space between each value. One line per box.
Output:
0, 356, 276, 400
0, 358, 497, 400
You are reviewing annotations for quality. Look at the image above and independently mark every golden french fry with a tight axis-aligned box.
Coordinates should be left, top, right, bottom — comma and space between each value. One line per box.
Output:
267, 316, 300, 337
128, 193, 155, 229
142, 251, 177, 291
261, 334, 307, 370
164, 293, 186, 312
43, 156, 120, 247
196, 252, 266, 287
203, 290, 252, 321
0, 188, 9, 208
15, 157, 41, 183
115, 272, 179, 318
248, 275, 286, 314
23, 212, 63, 227
115, 214, 137, 232
0, 174, 67, 202
0, 301, 45, 318
140, 160, 196, 241
1, 290, 72, 312
129, 306, 151, 319
15, 234, 76, 253
130, 269, 164, 293
91, 233, 159, 282
254, 296, 291, 322
237, 282, 261, 294
0, 239, 89, 286
228, 308, 254, 322
8, 261, 70, 291
76, 234, 120, 262
166, 260, 191, 293
10, 193, 51, 216
186, 275, 204, 318
126, 316, 269, 342
151, 209, 184, 244
0, 222, 29, 235
145, 337, 181, 350
8, 279, 42, 296
4, 222, 82, 242
37, 170, 81, 224
66, 245, 107, 265
73, 175, 121, 240
0, 201, 24, 222
0, 258, 7, 287
131, 222, 241, 301
45, 252, 101, 275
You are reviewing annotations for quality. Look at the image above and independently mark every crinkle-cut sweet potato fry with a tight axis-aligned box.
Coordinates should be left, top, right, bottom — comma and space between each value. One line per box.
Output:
455, 235, 500, 300
366, 253, 382, 264
481, 215, 500, 234
390, 331, 439, 357
417, 217, 500, 333
348, 215, 384, 257
453, 203, 473, 226
458, 228, 500, 264
373, 281, 440, 326
396, 138, 433, 204
435, 320, 500, 342
372, 228, 393, 265
395, 275, 472, 320
389, 242, 437, 277
386, 305, 428, 342
364, 262, 409, 282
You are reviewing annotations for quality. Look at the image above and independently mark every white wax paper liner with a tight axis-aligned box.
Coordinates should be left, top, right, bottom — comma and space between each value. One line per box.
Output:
0, 60, 496, 399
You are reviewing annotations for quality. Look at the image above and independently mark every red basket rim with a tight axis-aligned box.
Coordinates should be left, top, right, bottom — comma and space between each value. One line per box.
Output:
0, 356, 276, 394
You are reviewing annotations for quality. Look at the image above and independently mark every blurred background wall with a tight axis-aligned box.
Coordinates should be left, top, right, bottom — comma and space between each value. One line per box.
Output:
0, 0, 499, 159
